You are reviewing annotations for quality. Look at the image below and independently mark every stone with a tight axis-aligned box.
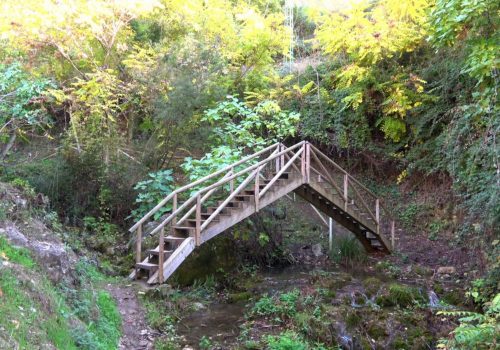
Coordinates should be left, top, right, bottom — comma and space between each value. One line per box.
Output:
192, 302, 206, 311
2, 225, 28, 246
312, 243, 323, 257
436, 266, 456, 275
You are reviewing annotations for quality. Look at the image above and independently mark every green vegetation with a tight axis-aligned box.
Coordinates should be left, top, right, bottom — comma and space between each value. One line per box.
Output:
0, 236, 35, 268
0, 243, 120, 350
0, 0, 498, 348
329, 235, 366, 265
438, 293, 500, 349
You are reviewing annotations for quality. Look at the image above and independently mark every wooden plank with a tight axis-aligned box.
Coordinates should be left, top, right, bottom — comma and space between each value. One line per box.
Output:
196, 194, 201, 246
177, 171, 233, 226
304, 142, 311, 183
158, 227, 164, 284
343, 174, 348, 211
259, 147, 303, 198
130, 142, 281, 232
135, 224, 142, 279
201, 168, 259, 230
255, 167, 260, 212
310, 149, 343, 195
148, 237, 196, 284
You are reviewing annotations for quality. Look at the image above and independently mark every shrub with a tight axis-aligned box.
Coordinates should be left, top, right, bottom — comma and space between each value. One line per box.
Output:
131, 169, 174, 221
438, 293, 500, 349
266, 331, 307, 350
329, 235, 366, 266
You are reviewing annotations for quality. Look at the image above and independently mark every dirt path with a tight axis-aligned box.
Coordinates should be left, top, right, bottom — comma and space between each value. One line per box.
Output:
106, 282, 157, 350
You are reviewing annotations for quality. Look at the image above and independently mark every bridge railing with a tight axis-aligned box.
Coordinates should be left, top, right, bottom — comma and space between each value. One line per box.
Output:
307, 144, 395, 250
130, 141, 396, 277
130, 142, 307, 278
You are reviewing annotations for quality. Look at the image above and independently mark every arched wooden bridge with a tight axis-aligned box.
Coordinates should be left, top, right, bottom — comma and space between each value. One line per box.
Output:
130, 142, 396, 284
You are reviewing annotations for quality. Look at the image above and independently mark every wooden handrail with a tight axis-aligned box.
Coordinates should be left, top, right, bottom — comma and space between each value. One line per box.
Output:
309, 144, 395, 222
259, 147, 303, 198
148, 142, 305, 236
201, 168, 260, 230
130, 142, 281, 232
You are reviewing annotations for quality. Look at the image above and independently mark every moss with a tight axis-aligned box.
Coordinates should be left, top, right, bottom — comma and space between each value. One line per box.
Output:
228, 291, 252, 303
392, 336, 407, 349
442, 289, 463, 306
413, 265, 433, 277
433, 283, 444, 295
346, 312, 361, 329
363, 277, 382, 297
367, 323, 387, 340
376, 284, 427, 307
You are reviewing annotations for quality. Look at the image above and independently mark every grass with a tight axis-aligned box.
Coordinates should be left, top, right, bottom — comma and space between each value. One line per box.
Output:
0, 236, 35, 268
0, 269, 78, 349
0, 240, 122, 350
329, 235, 366, 265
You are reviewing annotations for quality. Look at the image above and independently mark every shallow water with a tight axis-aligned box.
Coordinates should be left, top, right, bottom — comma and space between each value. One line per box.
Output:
175, 264, 437, 348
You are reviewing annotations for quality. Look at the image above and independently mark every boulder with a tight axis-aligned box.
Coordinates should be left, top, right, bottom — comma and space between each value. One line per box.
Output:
436, 266, 456, 275
312, 243, 323, 257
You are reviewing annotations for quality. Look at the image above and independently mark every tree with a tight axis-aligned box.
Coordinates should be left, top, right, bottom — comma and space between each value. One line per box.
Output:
0, 62, 54, 160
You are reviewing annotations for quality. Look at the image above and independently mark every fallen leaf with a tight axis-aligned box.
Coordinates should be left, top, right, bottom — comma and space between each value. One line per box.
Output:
0, 251, 8, 260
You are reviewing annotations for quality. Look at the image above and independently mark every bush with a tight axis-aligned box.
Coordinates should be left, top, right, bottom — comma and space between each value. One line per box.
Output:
131, 169, 174, 221
266, 331, 307, 350
329, 235, 366, 265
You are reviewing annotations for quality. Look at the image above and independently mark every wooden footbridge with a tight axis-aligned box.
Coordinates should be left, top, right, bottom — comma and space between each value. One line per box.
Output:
130, 142, 396, 284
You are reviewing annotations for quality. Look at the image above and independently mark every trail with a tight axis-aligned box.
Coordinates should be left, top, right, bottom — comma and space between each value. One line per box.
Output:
106, 283, 157, 350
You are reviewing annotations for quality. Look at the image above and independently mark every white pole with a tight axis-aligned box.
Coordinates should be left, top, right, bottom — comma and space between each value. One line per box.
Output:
329, 217, 333, 252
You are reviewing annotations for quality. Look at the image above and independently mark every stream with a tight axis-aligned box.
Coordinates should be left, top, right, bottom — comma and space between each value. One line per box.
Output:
175, 264, 443, 349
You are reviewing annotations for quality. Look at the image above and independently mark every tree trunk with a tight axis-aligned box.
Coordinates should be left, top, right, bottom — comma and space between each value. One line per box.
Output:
0, 131, 16, 160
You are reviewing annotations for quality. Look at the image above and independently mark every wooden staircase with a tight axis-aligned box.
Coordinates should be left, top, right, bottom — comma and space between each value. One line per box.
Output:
129, 142, 396, 284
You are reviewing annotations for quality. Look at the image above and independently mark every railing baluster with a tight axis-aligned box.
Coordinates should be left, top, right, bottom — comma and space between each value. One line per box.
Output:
306, 142, 310, 183
280, 144, 285, 169
301, 144, 306, 182
135, 224, 142, 279
172, 193, 177, 227
275, 145, 280, 172
230, 167, 234, 193
255, 167, 260, 212
196, 193, 201, 246
343, 174, 348, 211
391, 220, 395, 250
375, 199, 380, 235
158, 226, 164, 284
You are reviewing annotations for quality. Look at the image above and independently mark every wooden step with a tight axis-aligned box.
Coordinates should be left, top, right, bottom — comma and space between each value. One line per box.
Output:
165, 234, 190, 243
147, 248, 174, 258
235, 194, 253, 201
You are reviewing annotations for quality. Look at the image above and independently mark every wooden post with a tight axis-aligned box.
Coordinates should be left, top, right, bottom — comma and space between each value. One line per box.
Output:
254, 168, 260, 212
343, 174, 348, 211
306, 143, 310, 183
230, 167, 234, 193
375, 199, 380, 235
301, 144, 306, 182
135, 224, 142, 279
391, 220, 395, 250
275, 145, 280, 173
328, 217, 333, 253
136, 224, 142, 263
158, 226, 164, 284
195, 193, 201, 246
172, 193, 177, 227
280, 144, 285, 169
